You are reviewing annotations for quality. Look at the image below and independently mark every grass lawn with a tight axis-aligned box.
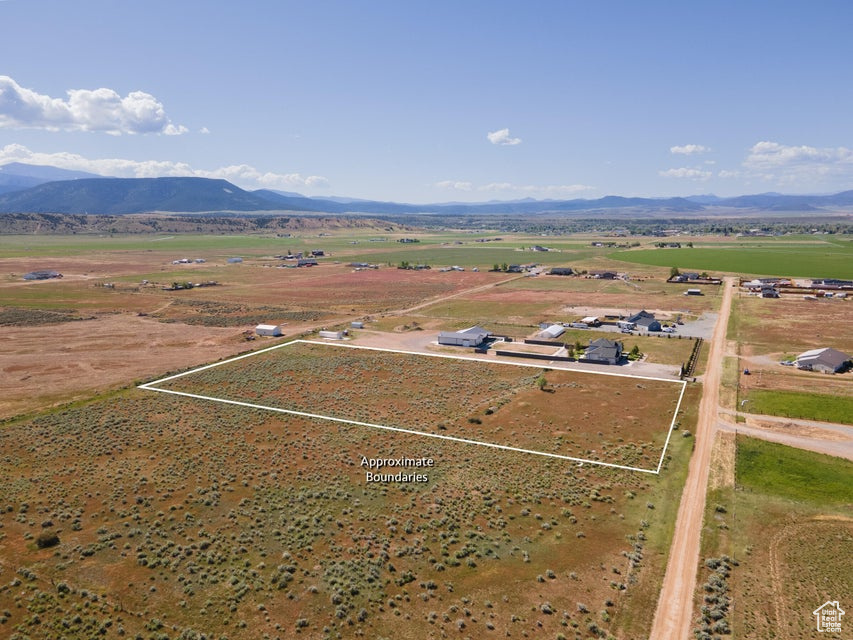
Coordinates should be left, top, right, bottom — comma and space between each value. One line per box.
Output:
745, 389, 853, 425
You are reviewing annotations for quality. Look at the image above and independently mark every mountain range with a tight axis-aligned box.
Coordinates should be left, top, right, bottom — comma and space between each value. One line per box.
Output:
1, 162, 852, 216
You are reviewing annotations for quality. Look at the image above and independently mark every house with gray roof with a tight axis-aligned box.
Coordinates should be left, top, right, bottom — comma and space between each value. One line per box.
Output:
627, 310, 662, 332
580, 338, 624, 365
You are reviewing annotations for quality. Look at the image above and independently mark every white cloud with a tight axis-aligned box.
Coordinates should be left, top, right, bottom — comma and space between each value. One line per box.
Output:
658, 167, 712, 180
0, 144, 329, 190
0, 75, 188, 135
670, 144, 710, 155
740, 141, 853, 185
717, 169, 740, 179
487, 128, 522, 146
434, 180, 473, 191
199, 127, 210, 134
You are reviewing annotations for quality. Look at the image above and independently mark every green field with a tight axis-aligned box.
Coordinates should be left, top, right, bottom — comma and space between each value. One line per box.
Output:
695, 437, 853, 638
609, 242, 853, 279
744, 389, 853, 425
342, 245, 595, 268
736, 437, 853, 505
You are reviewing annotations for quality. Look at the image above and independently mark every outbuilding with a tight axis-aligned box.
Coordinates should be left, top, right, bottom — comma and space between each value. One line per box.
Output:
438, 325, 490, 348
795, 347, 851, 373
319, 330, 345, 340
255, 324, 282, 337
539, 324, 566, 339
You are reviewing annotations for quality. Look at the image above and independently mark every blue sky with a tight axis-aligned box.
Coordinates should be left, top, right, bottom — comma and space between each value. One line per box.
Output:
2, 0, 852, 202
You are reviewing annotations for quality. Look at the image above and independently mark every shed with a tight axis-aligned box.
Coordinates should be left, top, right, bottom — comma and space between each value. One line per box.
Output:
686, 289, 703, 296
438, 325, 490, 348
255, 324, 282, 337
319, 330, 345, 340
539, 324, 565, 339
351, 321, 364, 329
581, 316, 601, 326
227, 257, 243, 263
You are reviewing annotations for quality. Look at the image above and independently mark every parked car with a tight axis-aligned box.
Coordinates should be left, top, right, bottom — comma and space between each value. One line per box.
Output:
780, 360, 795, 366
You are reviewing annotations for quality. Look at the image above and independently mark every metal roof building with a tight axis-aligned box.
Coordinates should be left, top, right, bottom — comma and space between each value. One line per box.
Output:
796, 347, 851, 373
438, 326, 490, 347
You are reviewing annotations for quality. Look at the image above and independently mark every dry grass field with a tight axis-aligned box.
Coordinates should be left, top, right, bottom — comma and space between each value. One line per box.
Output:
0, 385, 695, 639
150, 341, 684, 470
12, 228, 849, 639
694, 437, 853, 640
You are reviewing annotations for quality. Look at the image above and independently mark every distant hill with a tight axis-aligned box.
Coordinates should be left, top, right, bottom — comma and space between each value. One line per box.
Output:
0, 162, 106, 196
1, 171, 852, 216
0, 177, 292, 214
0, 162, 105, 182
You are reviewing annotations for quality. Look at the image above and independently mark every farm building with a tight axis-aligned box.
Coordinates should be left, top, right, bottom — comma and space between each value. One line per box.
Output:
539, 324, 565, 339
685, 289, 703, 296
255, 324, 283, 337
795, 347, 851, 373
581, 316, 601, 326
319, 330, 345, 340
589, 270, 617, 279
580, 338, 624, 365
438, 326, 490, 348
22, 270, 62, 280
760, 286, 780, 298
351, 321, 364, 329
549, 267, 574, 276
297, 258, 318, 267
627, 310, 662, 332
227, 257, 243, 263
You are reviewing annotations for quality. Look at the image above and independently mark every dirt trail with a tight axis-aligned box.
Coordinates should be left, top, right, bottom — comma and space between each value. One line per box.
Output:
650, 276, 735, 638
391, 273, 526, 314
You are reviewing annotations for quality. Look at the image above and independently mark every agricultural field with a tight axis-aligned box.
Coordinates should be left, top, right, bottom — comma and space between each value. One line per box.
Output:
695, 437, 853, 639
0, 235, 512, 417
147, 340, 685, 471
725, 292, 853, 422
0, 381, 698, 640
609, 237, 853, 279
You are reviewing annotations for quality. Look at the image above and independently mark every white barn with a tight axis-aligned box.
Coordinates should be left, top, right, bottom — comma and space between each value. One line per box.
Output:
255, 324, 282, 337
539, 324, 565, 339
438, 326, 490, 347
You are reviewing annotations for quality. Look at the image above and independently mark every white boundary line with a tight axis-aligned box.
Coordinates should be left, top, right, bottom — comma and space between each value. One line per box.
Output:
139, 339, 687, 474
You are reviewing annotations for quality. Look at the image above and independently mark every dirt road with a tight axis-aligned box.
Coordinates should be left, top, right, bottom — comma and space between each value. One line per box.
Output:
716, 412, 853, 461
650, 276, 735, 638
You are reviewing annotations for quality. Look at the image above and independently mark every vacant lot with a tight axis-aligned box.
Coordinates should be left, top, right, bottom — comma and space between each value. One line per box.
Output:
150, 340, 684, 470
0, 382, 695, 639
695, 437, 853, 639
